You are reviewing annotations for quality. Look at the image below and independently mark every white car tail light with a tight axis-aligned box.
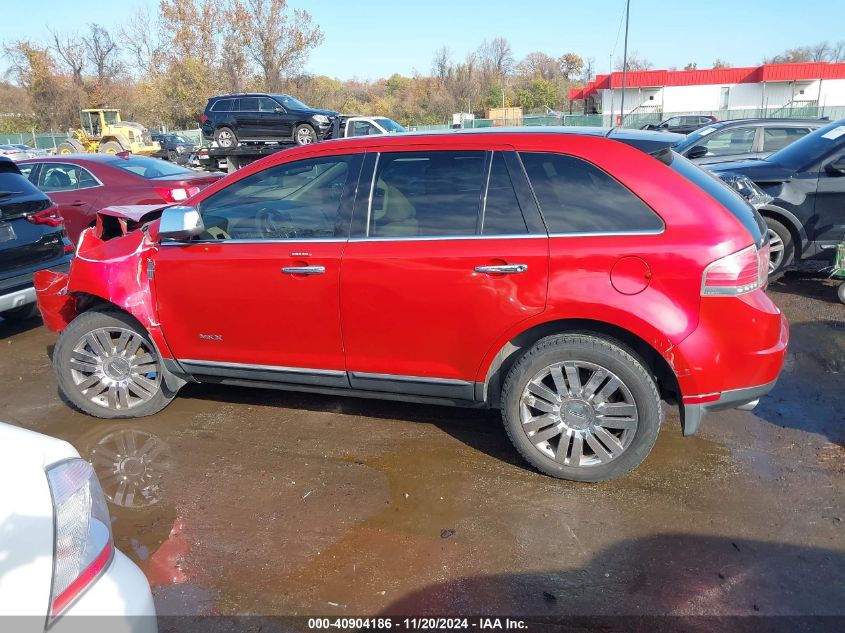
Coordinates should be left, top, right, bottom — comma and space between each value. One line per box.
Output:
46, 459, 113, 619
701, 244, 767, 296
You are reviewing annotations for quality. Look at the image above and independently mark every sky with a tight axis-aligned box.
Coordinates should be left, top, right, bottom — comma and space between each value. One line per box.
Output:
1, 0, 842, 81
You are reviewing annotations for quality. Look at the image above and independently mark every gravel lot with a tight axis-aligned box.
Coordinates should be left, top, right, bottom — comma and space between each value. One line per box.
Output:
1, 271, 843, 626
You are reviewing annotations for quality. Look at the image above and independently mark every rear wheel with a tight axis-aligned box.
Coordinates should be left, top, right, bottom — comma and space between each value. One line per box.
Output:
501, 334, 661, 482
294, 123, 317, 145
214, 126, 237, 148
764, 217, 795, 278
54, 309, 177, 419
57, 141, 80, 155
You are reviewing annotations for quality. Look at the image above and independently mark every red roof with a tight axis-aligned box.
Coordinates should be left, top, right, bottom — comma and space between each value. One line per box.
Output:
570, 62, 845, 101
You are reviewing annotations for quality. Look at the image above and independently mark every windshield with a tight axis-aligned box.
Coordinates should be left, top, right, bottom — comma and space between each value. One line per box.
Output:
674, 125, 720, 151
166, 135, 189, 144
767, 118, 845, 170
275, 95, 310, 110
108, 155, 193, 179
375, 118, 406, 133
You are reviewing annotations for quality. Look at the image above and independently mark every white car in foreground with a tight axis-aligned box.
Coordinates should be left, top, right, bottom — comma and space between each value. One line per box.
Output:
0, 422, 156, 632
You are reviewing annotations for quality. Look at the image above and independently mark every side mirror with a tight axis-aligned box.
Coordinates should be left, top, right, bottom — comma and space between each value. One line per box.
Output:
274, 107, 285, 114
826, 155, 845, 174
687, 145, 709, 160
158, 206, 204, 241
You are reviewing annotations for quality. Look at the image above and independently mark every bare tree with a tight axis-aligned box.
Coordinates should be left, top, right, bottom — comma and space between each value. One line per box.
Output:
432, 47, 452, 86
120, 7, 163, 77
84, 24, 121, 85
615, 51, 652, 72
518, 52, 558, 80
232, 0, 324, 92
50, 29, 85, 86
711, 59, 731, 69
684, 62, 698, 71
477, 37, 514, 81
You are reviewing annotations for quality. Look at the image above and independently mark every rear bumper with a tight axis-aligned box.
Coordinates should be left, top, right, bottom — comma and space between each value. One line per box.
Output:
0, 259, 71, 314
53, 550, 157, 632
680, 378, 778, 436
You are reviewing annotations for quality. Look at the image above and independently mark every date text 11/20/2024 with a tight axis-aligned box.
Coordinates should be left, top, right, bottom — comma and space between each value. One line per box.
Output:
307, 618, 528, 630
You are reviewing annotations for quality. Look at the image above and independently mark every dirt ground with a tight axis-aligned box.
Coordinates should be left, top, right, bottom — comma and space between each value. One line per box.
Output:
1, 272, 843, 624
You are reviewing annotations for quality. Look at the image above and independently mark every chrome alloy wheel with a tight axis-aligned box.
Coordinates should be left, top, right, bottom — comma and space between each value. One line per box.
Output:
296, 126, 315, 144
217, 129, 234, 147
767, 228, 784, 274
519, 361, 639, 467
69, 327, 161, 411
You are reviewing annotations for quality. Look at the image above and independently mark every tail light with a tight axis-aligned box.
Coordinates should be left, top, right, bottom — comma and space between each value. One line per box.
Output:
26, 206, 64, 227
155, 186, 201, 202
701, 244, 767, 296
200, 114, 208, 123
46, 459, 113, 619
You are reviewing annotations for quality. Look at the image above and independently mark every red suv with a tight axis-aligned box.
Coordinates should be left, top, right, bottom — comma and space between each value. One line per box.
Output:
35, 129, 788, 481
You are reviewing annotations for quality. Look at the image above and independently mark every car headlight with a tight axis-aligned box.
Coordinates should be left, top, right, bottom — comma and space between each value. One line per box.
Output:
312, 114, 330, 124
717, 173, 773, 207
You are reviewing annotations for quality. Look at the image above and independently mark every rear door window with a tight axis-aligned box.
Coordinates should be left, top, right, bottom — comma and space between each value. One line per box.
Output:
482, 152, 528, 235
239, 97, 259, 112
368, 151, 485, 237
519, 152, 663, 234
211, 99, 232, 112
762, 127, 811, 152
697, 127, 756, 156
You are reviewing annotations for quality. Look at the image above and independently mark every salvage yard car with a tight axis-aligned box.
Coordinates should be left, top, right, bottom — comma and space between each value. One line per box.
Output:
709, 117, 845, 276
200, 93, 338, 148
34, 128, 788, 482
0, 156, 73, 322
674, 118, 825, 165
20, 154, 223, 244
0, 421, 156, 632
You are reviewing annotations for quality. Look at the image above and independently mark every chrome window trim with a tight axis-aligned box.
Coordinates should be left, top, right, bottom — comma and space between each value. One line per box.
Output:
349, 371, 473, 387
159, 237, 348, 246
36, 161, 104, 192
365, 152, 379, 236
548, 229, 665, 238
180, 359, 346, 377
347, 233, 547, 243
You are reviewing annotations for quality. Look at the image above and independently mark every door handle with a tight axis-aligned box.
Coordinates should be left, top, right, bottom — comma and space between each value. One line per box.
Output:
281, 265, 325, 275
71, 200, 86, 207
474, 264, 528, 274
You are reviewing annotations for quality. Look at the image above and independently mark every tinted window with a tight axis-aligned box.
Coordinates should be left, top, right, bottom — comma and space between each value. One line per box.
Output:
768, 119, 845, 170
18, 163, 34, 180
199, 155, 355, 240
0, 171, 41, 198
520, 152, 663, 234
258, 97, 279, 112
369, 151, 484, 238
239, 97, 259, 111
667, 152, 764, 243
762, 127, 811, 152
108, 156, 192, 179
698, 127, 756, 156
211, 99, 232, 112
37, 163, 99, 191
483, 152, 528, 235
350, 121, 379, 136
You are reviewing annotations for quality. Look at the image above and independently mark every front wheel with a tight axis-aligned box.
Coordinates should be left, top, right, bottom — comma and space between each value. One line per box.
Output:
53, 309, 178, 419
764, 217, 795, 279
501, 334, 661, 482
294, 123, 317, 145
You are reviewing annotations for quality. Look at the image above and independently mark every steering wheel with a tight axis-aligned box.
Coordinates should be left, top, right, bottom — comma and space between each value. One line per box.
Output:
257, 208, 297, 238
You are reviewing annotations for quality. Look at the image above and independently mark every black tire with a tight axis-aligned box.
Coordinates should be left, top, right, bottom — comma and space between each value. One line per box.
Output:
294, 123, 317, 146
57, 141, 79, 155
167, 150, 178, 162
764, 217, 795, 280
53, 309, 178, 419
1, 303, 40, 321
98, 141, 123, 154
214, 126, 237, 148
501, 334, 661, 482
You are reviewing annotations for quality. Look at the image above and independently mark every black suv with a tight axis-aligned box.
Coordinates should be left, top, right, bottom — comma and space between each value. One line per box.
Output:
200, 94, 338, 148
710, 118, 845, 276
0, 157, 73, 321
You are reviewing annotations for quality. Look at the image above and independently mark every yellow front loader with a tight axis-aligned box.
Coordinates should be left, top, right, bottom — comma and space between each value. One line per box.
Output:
58, 109, 160, 156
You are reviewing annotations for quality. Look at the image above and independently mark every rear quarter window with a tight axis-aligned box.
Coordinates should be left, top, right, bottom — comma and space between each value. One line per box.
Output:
519, 152, 664, 234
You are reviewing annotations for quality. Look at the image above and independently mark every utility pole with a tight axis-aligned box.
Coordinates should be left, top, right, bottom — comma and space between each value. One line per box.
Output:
619, 0, 631, 127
